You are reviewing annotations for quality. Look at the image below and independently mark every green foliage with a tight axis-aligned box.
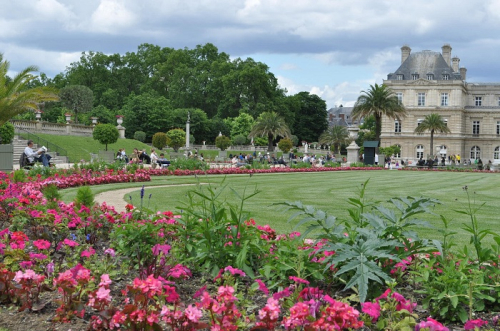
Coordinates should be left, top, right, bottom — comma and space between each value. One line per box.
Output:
42, 184, 62, 209
277, 138, 293, 153
0, 53, 59, 126
249, 111, 291, 151
59, 85, 94, 124
175, 181, 267, 277
12, 169, 26, 183
253, 136, 268, 146
226, 113, 255, 139
133, 131, 146, 142
74, 186, 95, 209
289, 92, 328, 143
0, 121, 14, 144
379, 145, 401, 158
277, 179, 440, 302
152, 132, 167, 150
290, 135, 299, 147
215, 135, 231, 151
232, 134, 247, 145
169, 157, 209, 171
319, 125, 350, 154
92, 123, 119, 151
166, 128, 185, 152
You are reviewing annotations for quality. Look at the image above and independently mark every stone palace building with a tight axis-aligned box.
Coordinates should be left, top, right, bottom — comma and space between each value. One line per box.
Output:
381, 44, 500, 164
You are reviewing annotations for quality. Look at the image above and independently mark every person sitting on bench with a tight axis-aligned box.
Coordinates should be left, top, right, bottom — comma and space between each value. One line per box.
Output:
157, 153, 170, 168
24, 140, 51, 167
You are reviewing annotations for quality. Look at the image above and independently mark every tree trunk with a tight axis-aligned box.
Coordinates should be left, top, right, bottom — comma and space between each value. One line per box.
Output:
267, 133, 273, 152
430, 130, 434, 157
375, 113, 382, 141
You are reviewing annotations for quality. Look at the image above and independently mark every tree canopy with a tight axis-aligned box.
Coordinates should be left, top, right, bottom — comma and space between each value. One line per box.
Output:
0, 53, 59, 126
352, 83, 406, 141
319, 125, 350, 154
249, 111, 291, 151
414, 113, 451, 156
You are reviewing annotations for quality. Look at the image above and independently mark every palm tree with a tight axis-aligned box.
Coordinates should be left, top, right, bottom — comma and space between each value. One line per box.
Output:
249, 111, 291, 151
352, 83, 406, 141
414, 113, 451, 156
0, 53, 59, 127
319, 125, 350, 154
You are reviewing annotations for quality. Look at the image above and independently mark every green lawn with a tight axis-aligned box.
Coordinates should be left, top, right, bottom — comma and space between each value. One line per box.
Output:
60, 170, 500, 248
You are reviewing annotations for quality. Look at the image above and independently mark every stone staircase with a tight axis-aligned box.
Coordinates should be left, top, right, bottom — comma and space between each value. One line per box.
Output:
13, 136, 68, 167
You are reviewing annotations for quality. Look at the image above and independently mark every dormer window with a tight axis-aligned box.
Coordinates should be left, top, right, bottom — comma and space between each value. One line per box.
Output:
412, 74, 419, 80
396, 74, 403, 80
443, 74, 449, 80
427, 74, 434, 80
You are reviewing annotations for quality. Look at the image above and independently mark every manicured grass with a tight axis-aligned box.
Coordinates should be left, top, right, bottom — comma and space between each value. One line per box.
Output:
60, 170, 500, 249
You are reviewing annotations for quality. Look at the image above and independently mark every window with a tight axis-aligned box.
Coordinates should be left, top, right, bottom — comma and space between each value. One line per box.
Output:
473, 121, 480, 135
441, 93, 449, 106
395, 144, 401, 158
396, 74, 403, 80
418, 93, 426, 106
498, 97, 500, 106
396, 92, 403, 105
416, 145, 424, 159
412, 74, 419, 80
443, 74, 449, 80
394, 120, 401, 133
427, 74, 434, 80
444, 119, 448, 127
475, 97, 482, 106
417, 119, 423, 126
495, 147, 500, 160
470, 146, 481, 159
497, 121, 500, 135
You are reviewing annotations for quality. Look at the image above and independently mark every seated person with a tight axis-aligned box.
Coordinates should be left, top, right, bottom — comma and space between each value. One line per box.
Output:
24, 140, 51, 167
417, 157, 425, 166
277, 156, 287, 166
139, 149, 151, 164
157, 153, 170, 167
130, 148, 141, 164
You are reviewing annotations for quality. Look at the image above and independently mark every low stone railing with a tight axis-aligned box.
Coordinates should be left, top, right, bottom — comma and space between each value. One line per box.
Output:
11, 120, 94, 137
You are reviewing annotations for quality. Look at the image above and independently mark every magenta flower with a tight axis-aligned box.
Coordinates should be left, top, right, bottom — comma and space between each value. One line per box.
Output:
81, 247, 96, 258
99, 274, 112, 287
184, 304, 203, 322
255, 279, 269, 295
104, 248, 115, 257
415, 317, 449, 331
289, 275, 310, 285
33, 239, 51, 250
224, 265, 246, 277
464, 319, 488, 330
361, 302, 381, 322
62, 238, 79, 247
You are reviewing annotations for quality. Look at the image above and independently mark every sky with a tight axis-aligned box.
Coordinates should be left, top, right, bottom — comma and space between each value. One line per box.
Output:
2, 0, 500, 109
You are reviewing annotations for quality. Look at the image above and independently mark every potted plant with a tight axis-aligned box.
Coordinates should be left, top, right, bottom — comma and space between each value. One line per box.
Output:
0, 122, 15, 171
92, 123, 119, 162
215, 135, 231, 158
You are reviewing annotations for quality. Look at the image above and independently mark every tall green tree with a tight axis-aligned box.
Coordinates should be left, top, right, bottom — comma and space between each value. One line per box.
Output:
414, 113, 450, 155
352, 83, 406, 141
290, 92, 328, 143
249, 111, 291, 151
0, 53, 59, 126
319, 125, 350, 154
59, 85, 94, 123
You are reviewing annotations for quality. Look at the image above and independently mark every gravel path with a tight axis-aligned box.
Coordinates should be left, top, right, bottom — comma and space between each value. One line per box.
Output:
94, 184, 203, 212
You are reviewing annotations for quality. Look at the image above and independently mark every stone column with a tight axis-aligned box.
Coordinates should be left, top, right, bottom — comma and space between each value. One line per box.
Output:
346, 141, 360, 164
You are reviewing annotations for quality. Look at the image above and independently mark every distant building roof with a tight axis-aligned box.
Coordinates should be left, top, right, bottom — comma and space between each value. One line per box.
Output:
363, 141, 380, 148
387, 50, 461, 80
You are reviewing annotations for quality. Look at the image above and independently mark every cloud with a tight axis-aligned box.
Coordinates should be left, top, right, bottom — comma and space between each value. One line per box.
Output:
90, 0, 137, 34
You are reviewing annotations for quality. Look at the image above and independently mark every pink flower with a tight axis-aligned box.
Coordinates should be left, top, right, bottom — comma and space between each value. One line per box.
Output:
99, 274, 112, 287
224, 265, 246, 277
255, 279, 269, 295
96, 287, 112, 302
361, 302, 381, 322
33, 239, 51, 250
464, 319, 488, 330
29, 252, 48, 261
193, 285, 207, 299
289, 276, 310, 285
184, 304, 203, 322
152, 244, 171, 256
62, 238, 79, 247
167, 264, 192, 279
273, 287, 292, 300
81, 247, 96, 258
104, 248, 115, 257
416, 317, 449, 331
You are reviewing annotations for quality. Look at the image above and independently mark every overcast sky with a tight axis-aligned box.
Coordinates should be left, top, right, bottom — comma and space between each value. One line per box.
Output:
2, 0, 500, 109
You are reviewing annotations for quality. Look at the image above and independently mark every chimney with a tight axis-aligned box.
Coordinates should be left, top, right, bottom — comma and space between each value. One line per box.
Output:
460, 67, 467, 80
401, 45, 411, 64
442, 44, 452, 66
452, 57, 460, 72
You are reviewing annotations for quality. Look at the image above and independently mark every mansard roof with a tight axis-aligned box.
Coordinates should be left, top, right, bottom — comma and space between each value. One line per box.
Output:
387, 50, 462, 80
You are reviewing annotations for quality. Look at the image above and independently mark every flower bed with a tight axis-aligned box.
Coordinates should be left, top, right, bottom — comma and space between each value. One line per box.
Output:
1, 169, 499, 330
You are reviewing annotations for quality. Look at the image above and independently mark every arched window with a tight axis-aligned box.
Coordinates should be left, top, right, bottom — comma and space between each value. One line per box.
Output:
438, 145, 447, 158
416, 145, 424, 159
395, 144, 401, 158
470, 146, 481, 159
494, 147, 500, 160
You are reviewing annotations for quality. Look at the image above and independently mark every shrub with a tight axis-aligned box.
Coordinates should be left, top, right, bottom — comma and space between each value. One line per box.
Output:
133, 131, 146, 142
92, 124, 119, 151
232, 134, 247, 145
152, 132, 167, 150
166, 129, 185, 152
215, 135, 231, 151
278, 138, 293, 153
0, 122, 15, 144
74, 185, 95, 208
253, 136, 268, 146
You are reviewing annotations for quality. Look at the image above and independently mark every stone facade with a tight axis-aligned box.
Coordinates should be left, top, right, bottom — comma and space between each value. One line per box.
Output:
382, 44, 500, 164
